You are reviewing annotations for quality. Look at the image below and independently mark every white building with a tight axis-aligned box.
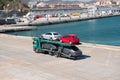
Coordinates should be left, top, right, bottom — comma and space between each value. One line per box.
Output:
28, 0, 40, 8
36, 2, 48, 8
95, 1, 112, 6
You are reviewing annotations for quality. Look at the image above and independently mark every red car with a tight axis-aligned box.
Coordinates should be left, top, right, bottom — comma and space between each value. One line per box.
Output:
60, 34, 80, 44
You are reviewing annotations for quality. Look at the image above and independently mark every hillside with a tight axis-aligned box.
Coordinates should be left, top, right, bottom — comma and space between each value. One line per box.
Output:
0, 0, 29, 12
0, 0, 11, 9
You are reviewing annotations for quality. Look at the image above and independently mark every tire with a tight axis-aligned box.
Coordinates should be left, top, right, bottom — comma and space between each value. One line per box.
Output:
55, 52, 60, 57
35, 49, 39, 53
49, 48, 54, 56
68, 53, 72, 57
49, 52, 54, 56
50, 37, 53, 41
55, 48, 62, 57
33, 48, 36, 51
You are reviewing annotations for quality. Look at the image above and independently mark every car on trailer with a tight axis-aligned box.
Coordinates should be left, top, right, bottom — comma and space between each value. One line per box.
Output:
32, 37, 82, 60
60, 34, 80, 44
41, 32, 61, 41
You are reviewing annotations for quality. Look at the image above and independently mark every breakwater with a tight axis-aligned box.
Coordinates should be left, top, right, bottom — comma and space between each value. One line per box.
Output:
28, 14, 120, 26
25, 6, 120, 26
28, 13, 120, 26
0, 25, 36, 33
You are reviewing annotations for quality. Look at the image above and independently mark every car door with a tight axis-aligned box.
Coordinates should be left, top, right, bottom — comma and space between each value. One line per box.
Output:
71, 36, 79, 42
62, 35, 70, 43
63, 47, 72, 55
63, 48, 70, 54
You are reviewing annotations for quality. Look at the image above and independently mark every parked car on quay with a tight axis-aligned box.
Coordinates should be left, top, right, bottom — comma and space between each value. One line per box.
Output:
0, 19, 6, 25
60, 34, 80, 44
6, 18, 16, 24
41, 32, 61, 41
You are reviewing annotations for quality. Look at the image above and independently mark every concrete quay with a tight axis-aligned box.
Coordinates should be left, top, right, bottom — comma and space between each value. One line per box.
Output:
30, 14, 120, 26
0, 25, 37, 33
0, 34, 120, 80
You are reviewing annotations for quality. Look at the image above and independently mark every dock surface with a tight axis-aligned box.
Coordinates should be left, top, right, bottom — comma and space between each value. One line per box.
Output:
0, 34, 120, 80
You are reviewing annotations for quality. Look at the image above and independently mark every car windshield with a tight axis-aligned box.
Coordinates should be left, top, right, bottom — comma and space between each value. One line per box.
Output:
46, 33, 52, 35
64, 46, 79, 51
71, 46, 79, 51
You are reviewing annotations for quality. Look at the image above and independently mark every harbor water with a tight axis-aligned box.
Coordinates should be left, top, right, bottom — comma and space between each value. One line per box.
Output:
6, 16, 120, 46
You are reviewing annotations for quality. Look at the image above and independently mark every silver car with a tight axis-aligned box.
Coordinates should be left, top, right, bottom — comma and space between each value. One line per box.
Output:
41, 32, 61, 40
62, 46, 82, 57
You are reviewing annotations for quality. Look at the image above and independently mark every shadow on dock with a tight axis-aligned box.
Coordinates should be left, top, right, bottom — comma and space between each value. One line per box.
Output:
77, 55, 91, 60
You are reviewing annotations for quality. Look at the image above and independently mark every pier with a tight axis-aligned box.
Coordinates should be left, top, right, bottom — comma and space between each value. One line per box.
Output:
30, 14, 120, 26
24, 6, 120, 26
0, 25, 37, 33
0, 34, 120, 80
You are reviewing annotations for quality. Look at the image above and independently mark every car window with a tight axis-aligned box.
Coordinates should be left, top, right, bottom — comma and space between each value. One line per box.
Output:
72, 36, 77, 38
53, 33, 58, 35
64, 46, 71, 49
64, 46, 79, 51
71, 46, 79, 51
46, 33, 52, 35
63, 35, 69, 38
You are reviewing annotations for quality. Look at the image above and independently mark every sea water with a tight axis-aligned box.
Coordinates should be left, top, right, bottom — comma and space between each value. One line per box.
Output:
6, 16, 120, 46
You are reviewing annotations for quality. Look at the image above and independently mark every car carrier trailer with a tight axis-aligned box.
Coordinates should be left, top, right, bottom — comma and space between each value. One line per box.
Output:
32, 37, 82, 59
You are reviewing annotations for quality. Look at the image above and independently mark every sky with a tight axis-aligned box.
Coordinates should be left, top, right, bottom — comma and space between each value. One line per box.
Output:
22, 0, 93, 4
63, 0, 92, 1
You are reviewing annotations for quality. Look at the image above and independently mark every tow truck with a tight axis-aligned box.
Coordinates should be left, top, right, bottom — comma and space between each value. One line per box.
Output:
32, 37, 82, 59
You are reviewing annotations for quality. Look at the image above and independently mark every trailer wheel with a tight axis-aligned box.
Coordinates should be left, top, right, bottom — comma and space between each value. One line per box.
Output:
35, 49, 39, 53
55, 48, 61, 57
49, 51, 54, 56
33, 48, 36, 51
48, 48, 54, 56
50, 37, 53, 41
55, 52, 60, 57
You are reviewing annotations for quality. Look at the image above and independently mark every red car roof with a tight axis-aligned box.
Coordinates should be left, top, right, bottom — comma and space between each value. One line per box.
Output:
67, 34, 76, 36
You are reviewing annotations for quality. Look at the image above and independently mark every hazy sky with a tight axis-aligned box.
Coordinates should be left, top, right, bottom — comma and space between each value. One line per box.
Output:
63, 0, 91, 1
22, 0, 93, 4
43, 0, 92, 1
